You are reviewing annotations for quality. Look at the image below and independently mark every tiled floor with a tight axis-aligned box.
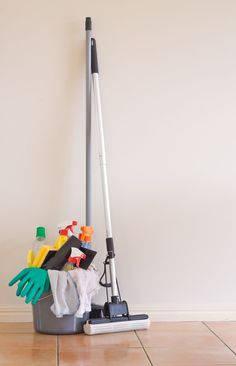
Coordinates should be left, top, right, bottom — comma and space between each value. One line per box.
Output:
1, 322, 236, 365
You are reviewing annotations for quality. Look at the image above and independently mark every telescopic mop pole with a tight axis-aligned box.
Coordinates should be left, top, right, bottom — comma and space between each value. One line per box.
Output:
84, 24, 150, 335
85, 17, 92, 225
91, 38, 119, 301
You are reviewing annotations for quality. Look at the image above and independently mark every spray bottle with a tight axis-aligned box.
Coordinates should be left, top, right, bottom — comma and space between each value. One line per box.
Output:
54, 229, 68, 250
57, 220, 78, 237
54, 220, 78, 250
63, 247, 87, 271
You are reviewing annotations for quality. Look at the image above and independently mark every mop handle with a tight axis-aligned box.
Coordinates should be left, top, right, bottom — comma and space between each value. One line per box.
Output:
91, 38, 119, 299
91, 38, 112, 239
85, 17, 92, 226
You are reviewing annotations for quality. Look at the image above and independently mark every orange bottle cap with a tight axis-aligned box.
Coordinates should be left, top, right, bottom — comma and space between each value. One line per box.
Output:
80, 226, 93, 242
81, 226, 94, 235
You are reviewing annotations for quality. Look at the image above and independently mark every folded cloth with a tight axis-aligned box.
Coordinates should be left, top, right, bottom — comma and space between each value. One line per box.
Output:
48, 267, 99, 318
48, 270, 78, 318
69, 266, 99, 317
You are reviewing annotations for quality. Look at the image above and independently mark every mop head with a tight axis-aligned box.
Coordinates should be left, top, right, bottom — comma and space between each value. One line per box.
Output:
83, 315, 150, 335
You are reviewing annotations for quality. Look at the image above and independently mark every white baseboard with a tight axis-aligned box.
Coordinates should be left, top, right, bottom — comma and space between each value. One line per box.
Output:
1, 305, 236, 323
0, 306, 32, 322
130, 305, 236, 321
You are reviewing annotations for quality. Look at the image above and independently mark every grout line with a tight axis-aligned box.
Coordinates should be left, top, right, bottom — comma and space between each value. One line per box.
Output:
56, 335, 59, 366
135, 331, 153, 366
202, 321, 236, 356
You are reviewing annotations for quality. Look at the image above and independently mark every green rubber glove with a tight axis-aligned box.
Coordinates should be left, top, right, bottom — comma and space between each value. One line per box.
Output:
8, 268, 50, 305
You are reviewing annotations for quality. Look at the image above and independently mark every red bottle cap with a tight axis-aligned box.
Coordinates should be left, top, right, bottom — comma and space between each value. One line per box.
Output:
68, 253, 86, 267
59, 229, 68, 236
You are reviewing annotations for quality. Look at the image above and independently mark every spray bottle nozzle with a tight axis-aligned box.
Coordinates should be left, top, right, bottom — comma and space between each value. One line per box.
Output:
57, 220, 78, 237
68, 247, 87, 267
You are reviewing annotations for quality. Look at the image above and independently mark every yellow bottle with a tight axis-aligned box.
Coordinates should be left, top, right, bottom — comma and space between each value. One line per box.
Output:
54, 229, 68, 250
27, 249, 35, 267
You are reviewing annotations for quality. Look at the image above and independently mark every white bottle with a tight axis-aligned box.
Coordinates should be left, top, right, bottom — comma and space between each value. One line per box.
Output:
33, 226, 46, 257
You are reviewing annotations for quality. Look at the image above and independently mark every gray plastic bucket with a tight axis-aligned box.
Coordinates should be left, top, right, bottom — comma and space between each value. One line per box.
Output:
32, 291, 89, 335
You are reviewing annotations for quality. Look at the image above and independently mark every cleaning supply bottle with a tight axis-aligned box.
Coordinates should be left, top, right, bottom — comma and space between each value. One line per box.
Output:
54, 229, 68, 250
27, 227, 46, 267
79, 226, 93, 249
33, 227, 46, 256
63, 247, 87, 271
57, 220, 78, 237
68, 247, 86, 267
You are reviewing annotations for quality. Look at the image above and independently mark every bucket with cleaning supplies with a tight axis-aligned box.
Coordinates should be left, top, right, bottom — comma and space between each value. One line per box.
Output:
32, 291, 90, 335
9, 222, 99, 335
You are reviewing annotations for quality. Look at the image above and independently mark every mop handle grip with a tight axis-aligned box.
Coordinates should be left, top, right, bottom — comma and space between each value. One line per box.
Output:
91, 38, 99, 74
85, 17, 92, 30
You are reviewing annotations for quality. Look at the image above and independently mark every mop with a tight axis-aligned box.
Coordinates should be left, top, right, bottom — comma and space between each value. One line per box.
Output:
83, 18, 150, 335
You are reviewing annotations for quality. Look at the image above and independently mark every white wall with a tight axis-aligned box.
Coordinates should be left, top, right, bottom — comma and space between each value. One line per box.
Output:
1, 0, 236, 321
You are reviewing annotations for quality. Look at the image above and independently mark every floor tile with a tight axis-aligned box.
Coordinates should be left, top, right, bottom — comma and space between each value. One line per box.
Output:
0, 333, 56, 349
59, 331, 141, 348
139, 322, 236, 365
205, 322, 236, 352
143, 321, 213, 333
2, 321, 236, 366
59, 347, 150, 366
145, 345, 236, 365
137, 322, 219, 348
0, 322, 34, 333
0, 348, 56, 366
0, 330, 57, 366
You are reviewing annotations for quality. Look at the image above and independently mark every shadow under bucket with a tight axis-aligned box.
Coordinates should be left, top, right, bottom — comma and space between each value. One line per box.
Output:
32, 292, 89, 335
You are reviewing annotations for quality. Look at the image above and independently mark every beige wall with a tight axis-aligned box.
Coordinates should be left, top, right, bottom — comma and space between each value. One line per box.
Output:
1, 0, 236, 320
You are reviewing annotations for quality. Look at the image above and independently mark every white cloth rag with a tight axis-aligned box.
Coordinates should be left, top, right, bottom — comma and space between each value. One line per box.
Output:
48, 268, 99, 318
